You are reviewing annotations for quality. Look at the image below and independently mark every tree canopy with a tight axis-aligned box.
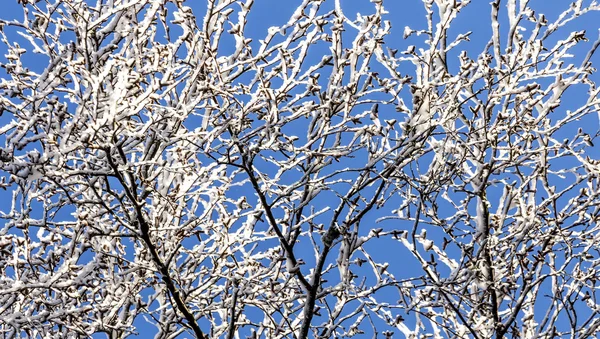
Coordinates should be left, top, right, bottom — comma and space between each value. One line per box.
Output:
1, 0, 600, 338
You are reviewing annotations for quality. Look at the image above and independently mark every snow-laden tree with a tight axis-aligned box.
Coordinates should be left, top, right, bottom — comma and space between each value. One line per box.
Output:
1, 0, 600, 338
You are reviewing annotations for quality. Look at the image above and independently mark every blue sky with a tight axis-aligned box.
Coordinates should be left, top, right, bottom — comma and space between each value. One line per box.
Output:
2, 0, 600, 338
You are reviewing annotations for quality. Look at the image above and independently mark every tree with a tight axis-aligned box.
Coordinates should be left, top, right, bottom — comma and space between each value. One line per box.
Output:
1, 0, 600, 337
